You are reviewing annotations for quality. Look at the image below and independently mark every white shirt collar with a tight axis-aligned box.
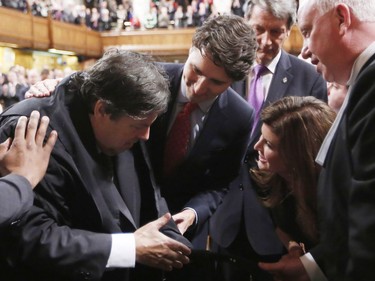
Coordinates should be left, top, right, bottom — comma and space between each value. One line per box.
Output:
265, 50, 282, 74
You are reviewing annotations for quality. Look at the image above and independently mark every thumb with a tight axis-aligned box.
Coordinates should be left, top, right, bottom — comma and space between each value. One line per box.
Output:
288, 241, 305, 257
154, 213, 172, 230
0, 138, 11, 157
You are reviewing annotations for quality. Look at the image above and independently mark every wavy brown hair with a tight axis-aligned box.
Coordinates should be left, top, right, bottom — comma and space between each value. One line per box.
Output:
251, 96, 336, 244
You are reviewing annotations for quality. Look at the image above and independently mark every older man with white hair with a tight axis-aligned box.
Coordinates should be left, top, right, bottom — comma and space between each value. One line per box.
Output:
259, 1, 375, 280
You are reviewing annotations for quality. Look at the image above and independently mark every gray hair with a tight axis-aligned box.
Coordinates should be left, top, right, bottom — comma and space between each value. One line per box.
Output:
245, 0, 297, 29
300, 0, 375, 21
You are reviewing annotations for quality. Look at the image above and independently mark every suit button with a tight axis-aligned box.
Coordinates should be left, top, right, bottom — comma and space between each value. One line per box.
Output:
243, 154, 249, 163
239, 184, 244, 191
79, 272, 92, 280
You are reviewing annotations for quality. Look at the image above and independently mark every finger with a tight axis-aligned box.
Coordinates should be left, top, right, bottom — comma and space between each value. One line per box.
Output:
35, 115, 50, 145
288, 241, 304, 257
167, 240, 191, 256
44, 130, 58, 153
0, 138, 11, 157
25, 111, 40, 145
155, 213, 172, 230
14, 116, 28, 143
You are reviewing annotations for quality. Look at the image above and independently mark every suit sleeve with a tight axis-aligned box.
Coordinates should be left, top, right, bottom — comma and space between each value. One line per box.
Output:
0, 174, 33, 228
346, 66, 375, 280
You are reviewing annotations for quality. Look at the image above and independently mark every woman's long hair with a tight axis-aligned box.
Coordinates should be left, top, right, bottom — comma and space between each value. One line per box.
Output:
251, 96, 336, 244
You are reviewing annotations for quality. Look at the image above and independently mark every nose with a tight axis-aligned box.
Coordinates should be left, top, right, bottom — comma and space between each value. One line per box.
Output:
254, 136, 263, 151
259, 31, 272, 46
138, 127, 150, 141
193, 76, 208, 95
300, 44, 312, 60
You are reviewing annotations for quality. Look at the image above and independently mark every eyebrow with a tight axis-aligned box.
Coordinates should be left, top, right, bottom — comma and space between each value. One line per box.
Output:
193, 64, 228, 84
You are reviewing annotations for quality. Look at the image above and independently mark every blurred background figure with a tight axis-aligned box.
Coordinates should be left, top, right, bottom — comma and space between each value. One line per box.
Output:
327, 82, 347, 113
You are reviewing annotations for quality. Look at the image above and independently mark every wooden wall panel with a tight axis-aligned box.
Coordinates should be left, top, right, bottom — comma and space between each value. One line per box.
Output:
32, 16, 50, 50
86, 30, 102, 58
49, 20, 87, 54
0, 7, 33, 47
101, 28, 194, 57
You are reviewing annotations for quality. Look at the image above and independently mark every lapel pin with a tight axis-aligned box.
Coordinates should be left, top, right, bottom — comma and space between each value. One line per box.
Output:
282, 77, 288, 83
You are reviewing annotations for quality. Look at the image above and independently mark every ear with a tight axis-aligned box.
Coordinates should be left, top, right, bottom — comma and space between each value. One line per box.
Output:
93, 100, 107, 118
334, 4, 351, 36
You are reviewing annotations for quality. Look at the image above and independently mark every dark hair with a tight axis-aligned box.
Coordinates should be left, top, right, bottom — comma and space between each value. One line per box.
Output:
251, 96, 336, 244
245, 0, 297, 29
192, 14, 257, 81
69, 49, 170, 120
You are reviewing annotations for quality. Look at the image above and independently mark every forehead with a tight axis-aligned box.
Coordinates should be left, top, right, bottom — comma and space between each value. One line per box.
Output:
186, 47, 232, 82
261, 124, 279, 143
298, 1, 320, 27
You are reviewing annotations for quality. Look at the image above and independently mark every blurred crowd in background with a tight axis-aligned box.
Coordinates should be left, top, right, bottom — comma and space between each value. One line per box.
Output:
0, 0, 247, 31
0, 65, 75, 112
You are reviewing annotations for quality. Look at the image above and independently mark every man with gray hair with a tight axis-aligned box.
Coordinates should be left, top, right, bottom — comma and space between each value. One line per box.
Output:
259, 0, 375, 280
0, 49, 191, 281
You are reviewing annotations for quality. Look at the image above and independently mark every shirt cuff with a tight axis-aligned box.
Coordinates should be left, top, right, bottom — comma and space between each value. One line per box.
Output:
183, 207, 198, 225
300, 252, 328, 281
106, 233, 136, 268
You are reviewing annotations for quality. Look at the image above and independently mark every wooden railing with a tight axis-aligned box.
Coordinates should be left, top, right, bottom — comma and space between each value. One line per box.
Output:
0, 7, 102, 58
101, 28, 194, 57
0, 6, 303, 60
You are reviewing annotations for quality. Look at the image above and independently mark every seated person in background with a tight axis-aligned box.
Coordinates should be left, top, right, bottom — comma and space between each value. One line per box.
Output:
250, 96, 336, 272
0, 49, 191, 281
327, 81, 348, 113
0, 110, 57, 228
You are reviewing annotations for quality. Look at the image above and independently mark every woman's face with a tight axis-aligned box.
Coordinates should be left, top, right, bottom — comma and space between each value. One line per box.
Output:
254, 124, 289, 179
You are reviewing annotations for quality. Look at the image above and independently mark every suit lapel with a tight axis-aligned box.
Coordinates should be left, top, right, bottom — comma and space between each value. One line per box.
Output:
266, 50, 293, 105
188, 90, 229, 158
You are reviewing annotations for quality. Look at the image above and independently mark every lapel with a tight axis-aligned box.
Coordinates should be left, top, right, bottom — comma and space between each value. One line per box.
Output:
188, 90, 229, 158
265, 50, 294, 105
114, 151, 140, 228
138, 141, 168, 215
152, 64, 184, 150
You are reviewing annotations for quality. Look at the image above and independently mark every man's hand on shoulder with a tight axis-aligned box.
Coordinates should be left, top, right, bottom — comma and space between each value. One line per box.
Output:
25, 78, 61, 98
0, 111, 57, 188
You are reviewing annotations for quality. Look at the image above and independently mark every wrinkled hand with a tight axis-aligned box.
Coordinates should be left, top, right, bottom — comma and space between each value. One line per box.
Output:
258, 241, 310, 281
0, 111, 58, 188
25, 78, 60, 98
172, 209, 196, 235
134, 213, 191, 271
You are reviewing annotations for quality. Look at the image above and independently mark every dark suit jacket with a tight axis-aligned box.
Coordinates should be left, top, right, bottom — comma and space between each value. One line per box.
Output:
148, 63, 254, 231
310, 56, 375, 281
0, 77, 190, 281
0, 174, 33, 228
210, 51, 328, 257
